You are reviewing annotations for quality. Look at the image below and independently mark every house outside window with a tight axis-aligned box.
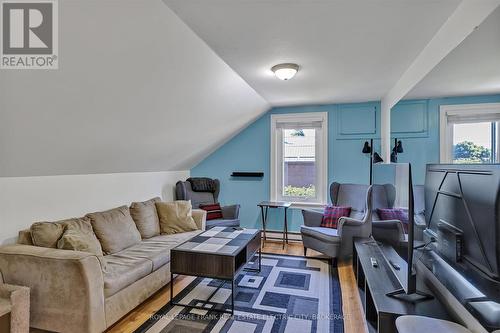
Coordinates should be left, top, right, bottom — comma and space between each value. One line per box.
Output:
440, 103, 500, 163
270, 112, 328, 205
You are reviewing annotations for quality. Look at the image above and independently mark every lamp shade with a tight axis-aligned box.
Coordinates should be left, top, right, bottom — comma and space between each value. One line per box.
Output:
396, 140, 404, 153
373, 152, 384, 164
362, 141, 371, 154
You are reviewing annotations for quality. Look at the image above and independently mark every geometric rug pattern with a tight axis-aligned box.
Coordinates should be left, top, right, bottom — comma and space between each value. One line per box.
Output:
135, 254, 344, 333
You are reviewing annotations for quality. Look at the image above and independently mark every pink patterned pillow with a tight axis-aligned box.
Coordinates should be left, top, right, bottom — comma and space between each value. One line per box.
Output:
377, 208, 409, 232
320, 206, 351, 229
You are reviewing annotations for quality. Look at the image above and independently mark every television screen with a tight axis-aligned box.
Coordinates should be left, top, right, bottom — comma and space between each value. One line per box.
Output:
424, 164, 500, 281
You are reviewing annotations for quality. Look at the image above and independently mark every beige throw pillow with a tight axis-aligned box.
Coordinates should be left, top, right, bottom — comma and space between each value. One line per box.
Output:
30, 221, 67, 248
156, 201, 199, 235
130, 197, 161, 239
86, 205, 141, 254
57, 218, 103, 256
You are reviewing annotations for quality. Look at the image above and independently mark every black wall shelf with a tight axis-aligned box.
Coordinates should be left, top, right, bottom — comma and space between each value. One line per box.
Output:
231, 172, 264, 178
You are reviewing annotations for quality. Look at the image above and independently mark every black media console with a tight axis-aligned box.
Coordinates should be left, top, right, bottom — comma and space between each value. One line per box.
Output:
353, 238, 450, 333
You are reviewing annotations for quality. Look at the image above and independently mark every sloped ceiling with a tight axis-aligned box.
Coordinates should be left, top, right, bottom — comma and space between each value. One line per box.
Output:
406, 5, 500, 99
0, 0, 269, 177
164, 0, 461, 106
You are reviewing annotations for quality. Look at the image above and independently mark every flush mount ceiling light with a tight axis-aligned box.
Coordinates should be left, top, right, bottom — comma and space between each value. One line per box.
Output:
271, 63, 299, 80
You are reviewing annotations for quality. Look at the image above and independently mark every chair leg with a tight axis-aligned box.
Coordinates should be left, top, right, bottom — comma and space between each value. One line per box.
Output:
331, 257, 337, 267
304, 247, 307, 257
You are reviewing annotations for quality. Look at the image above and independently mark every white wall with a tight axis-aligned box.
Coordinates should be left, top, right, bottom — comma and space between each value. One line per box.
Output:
0, 170, 188, 245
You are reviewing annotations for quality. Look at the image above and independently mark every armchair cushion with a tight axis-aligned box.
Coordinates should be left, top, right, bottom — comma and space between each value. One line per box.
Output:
199, 203, 223, 220
320, 206, 351, 229
301, 226, 340, 243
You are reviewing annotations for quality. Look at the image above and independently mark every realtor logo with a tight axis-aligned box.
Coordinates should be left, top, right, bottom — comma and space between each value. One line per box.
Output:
1, 0, 58, 69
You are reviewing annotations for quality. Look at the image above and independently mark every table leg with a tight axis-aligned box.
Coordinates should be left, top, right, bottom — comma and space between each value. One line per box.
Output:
282, 207, 289, 249
260, 205, 267, 242
231, 279, 235, 315
259, 248, 262, 272
169, 272, 174, 305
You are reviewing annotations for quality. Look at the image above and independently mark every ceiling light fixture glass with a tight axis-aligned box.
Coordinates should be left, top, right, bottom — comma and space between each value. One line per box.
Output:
271, 63, 299, 80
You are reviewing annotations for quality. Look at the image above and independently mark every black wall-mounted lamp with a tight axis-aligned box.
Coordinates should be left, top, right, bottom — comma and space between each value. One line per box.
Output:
362, 139, 384, 185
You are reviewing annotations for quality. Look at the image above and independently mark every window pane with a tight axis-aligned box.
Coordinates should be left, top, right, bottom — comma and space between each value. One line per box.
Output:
282, 129, 316, 198
453, 122, 493, 164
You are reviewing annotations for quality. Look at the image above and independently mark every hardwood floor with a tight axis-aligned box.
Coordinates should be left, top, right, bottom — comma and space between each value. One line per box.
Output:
106, 240, 367, 333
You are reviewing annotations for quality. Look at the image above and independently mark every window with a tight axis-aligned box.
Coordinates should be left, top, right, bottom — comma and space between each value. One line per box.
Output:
440, 103, 500, 163
270, 112, 328, 205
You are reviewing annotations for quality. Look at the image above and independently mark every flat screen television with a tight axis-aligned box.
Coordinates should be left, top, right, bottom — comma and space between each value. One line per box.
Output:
373, 163, 432, 302
424, 164, 500, 281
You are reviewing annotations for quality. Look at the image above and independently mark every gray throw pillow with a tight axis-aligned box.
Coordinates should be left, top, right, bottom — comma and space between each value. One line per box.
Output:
30, 221, 66, 248
57, 218, 103, 256
130, 197, 161, 239
86, 205, 141, 254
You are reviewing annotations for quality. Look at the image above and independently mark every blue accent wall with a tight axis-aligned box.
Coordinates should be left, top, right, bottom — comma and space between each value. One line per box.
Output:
192, 94, 500, 232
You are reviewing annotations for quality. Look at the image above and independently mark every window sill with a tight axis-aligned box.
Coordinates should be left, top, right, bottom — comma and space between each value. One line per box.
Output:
288, 202, 326, 210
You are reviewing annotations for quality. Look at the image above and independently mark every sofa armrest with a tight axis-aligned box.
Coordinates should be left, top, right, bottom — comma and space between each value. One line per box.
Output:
192, 209, 207, 231
0, 245, 106, 333
221, 204, 240, 220
301, 209, 323, 227
0, 283, 30, 332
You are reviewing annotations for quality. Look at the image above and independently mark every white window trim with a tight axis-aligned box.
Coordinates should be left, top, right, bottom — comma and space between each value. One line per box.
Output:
270, 112, 328, 206
440, 103, 500, 163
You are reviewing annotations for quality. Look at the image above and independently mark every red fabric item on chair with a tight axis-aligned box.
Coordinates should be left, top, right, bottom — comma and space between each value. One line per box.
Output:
199, 203, 223, 220
320, 206, 351, 229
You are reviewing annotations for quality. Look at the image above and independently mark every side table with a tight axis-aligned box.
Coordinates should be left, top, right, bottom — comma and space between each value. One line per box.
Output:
257, 201, 292, 249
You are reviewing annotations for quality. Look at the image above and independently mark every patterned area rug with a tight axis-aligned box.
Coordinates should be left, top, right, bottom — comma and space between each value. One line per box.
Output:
135, 253, 344, 333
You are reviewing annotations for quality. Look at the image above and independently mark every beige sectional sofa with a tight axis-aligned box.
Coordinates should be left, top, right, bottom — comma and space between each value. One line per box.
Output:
0, 199, 207, 333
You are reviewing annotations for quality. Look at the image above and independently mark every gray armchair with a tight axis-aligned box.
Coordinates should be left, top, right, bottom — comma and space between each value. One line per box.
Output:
175, 178, 240, 229
301, 183, 373, 259
372, 184, 426, 248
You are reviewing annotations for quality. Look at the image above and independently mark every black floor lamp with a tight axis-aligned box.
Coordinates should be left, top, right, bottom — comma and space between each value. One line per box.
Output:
390, 138, 404, 163
362, 139, 384, 185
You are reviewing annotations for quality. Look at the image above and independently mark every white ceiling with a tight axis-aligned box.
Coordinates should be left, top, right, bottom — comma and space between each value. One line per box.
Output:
406, 5, 500, 99
0, 0, 269, 176
164, 0, 462, 106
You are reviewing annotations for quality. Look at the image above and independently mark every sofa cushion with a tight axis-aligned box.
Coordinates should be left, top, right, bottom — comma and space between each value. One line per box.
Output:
300, 226, 340, 243
86, 206, 142, 255
123, 230, 202, 271
102, 252, 153, 297
156, 201, 198, 235
57, 218, 103, 256
130, 197, 161, 239
205, 219, 239, 229
30, 220, 68, 248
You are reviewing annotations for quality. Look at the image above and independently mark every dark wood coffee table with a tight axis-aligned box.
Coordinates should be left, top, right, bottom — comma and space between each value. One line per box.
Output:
170, 227, 261, 315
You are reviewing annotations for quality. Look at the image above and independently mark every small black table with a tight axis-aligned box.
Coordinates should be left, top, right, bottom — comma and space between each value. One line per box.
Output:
257, 201, 291, 249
